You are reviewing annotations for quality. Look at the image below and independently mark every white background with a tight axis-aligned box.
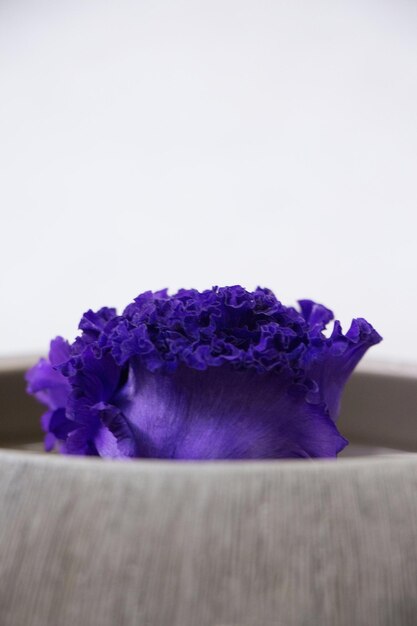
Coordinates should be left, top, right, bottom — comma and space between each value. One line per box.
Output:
1, 0, 416, 363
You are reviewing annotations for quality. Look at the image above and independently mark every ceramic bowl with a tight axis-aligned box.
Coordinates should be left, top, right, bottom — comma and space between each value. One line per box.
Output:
1, 358, 416, 626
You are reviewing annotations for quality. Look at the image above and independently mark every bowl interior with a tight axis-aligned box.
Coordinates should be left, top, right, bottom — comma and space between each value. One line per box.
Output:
1, 358, 416, 457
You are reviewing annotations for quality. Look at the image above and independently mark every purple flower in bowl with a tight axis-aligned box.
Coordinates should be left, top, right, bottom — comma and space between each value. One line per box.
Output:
26, 286, 381, 459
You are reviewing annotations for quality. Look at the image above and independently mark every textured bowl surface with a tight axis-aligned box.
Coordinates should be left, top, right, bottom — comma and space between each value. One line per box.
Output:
1, 358, 417, 626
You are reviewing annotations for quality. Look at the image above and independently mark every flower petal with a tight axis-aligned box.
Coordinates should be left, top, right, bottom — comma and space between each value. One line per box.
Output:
110, 362, 347, 459
302, 318, 382, 420
25, 337, 71, 410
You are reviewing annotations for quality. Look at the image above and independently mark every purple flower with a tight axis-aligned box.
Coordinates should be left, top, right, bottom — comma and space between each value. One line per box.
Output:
26, 287, 381, 459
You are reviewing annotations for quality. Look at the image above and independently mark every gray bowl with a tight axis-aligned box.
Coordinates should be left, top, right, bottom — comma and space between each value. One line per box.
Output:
1, 358, 417, 626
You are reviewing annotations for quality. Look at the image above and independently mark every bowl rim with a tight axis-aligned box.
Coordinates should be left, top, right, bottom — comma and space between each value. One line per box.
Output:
3, 354, 417, 377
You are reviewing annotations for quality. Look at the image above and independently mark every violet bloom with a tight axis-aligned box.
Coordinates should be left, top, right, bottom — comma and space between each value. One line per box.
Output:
26, 287, 381, 460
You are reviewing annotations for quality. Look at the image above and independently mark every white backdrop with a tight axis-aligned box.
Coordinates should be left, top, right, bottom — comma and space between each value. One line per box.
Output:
1, 0, 416, 363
